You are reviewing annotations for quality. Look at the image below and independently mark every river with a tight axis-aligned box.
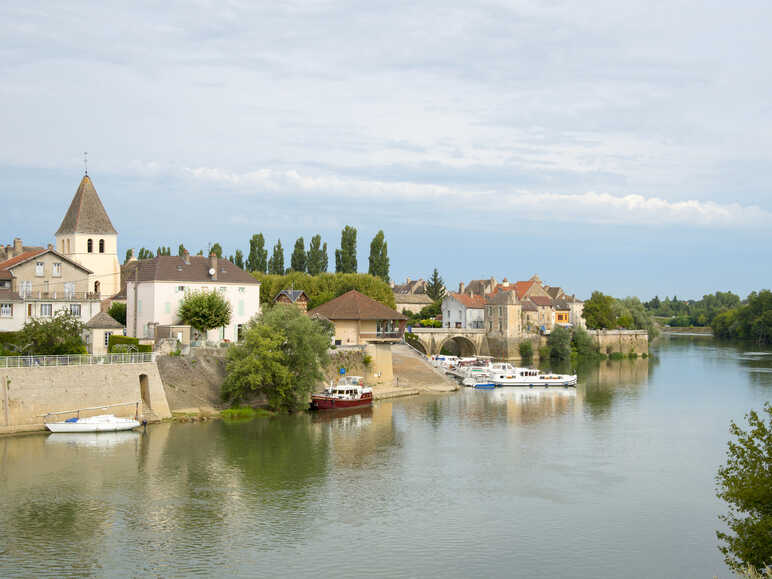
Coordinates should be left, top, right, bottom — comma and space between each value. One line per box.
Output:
1, 335, 770, 578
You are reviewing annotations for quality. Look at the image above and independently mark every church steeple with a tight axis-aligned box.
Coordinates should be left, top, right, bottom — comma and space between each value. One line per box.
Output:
56, 175, 117, 236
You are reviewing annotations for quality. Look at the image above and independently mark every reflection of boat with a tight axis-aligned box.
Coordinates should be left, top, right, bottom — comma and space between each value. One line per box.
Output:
310, 405, 374, 422
45, 431, 141, 446
45, 414, 141, 433
310, 376, 373, 410
491, 388, 576, 402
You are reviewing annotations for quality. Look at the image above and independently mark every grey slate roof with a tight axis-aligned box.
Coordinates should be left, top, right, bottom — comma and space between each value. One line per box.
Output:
274, 289, 308, 303
132, 256, 259, 285
85, 311, 125, 329
56, 175, 118, 235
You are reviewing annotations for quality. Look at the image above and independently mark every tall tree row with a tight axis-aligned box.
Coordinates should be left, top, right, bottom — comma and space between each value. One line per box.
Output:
246, 234, 268, 273
368, 230, 389, 282
307, 234, 328, 275
335, 225, 357, 274
290, 237, 307, 272
268, 240, 285, 274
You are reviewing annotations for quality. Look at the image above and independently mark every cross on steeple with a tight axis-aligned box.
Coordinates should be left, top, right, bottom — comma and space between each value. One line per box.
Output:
84, 151, 88, 176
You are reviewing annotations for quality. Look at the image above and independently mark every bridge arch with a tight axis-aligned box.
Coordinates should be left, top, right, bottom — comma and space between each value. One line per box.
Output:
438, 336, 477, 357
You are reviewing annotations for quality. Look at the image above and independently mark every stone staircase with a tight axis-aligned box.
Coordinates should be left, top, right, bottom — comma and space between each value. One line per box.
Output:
141, 402, 160, 423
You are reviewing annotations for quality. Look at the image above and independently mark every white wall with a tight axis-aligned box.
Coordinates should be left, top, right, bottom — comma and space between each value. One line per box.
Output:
128, 280, 260, 342
441, 296, 485, 329
0, 299, 102, 332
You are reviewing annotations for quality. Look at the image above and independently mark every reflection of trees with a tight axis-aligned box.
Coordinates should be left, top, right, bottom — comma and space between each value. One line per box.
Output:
579, 358, 650, 417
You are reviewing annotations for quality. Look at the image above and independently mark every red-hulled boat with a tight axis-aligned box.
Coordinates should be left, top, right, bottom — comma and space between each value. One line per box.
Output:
310, 376, 373, 410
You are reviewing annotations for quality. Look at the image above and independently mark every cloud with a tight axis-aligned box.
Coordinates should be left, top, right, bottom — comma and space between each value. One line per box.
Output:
182, 164, 772, 229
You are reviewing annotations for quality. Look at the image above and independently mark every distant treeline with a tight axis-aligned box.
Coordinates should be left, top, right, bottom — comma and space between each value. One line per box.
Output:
643, 292, 741, 327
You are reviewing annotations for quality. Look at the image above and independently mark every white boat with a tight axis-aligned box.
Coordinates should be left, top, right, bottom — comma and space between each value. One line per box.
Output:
490, 364, 577, 387
45, 414, 141, 433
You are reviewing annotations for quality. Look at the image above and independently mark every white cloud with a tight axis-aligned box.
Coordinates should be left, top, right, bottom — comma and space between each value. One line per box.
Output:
183, 165, 771, 229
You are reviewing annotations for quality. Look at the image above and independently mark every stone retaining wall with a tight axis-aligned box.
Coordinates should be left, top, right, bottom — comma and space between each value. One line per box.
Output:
0, 362, 171, 435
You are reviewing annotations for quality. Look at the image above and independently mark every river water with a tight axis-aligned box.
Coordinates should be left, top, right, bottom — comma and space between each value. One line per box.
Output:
1, 336, 770, 578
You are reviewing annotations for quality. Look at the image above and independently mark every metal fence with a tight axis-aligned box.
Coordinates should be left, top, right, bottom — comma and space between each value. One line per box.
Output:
0, 352, 155, 368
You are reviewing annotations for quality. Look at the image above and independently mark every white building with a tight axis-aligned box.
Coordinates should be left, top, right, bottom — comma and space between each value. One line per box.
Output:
441, 292, 486, 329
0, 247, 102, 332
126, 252, 260, 343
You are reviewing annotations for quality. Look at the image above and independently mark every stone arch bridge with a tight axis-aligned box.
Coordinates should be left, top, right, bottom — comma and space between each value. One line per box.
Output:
408, 328, 488, 357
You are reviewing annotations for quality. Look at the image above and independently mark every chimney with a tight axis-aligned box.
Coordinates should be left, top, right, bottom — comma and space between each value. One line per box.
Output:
47, 243, 53, 251
127, 249, 137, 263
502, 277, 509, 287
209, 252, 218, 280
13, 237, 22, 256
182, 249, 190, 265
458, 281, 465, 293
406, 276, 411, 283
489, 277, 496, 293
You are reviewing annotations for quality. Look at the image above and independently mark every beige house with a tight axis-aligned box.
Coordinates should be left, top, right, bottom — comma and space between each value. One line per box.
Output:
0, 247, 102, 332
307, 290, 407, 385
84, 311, 125, 355
55, 175, 121, 299
394, 292, 434, 314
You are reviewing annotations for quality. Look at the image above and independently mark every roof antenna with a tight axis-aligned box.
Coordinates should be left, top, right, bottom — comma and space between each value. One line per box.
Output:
84, 151, 88, 176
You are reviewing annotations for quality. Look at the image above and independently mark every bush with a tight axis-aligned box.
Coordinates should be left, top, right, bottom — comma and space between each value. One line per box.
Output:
107, 335, 151, 353
16, 312, 86, 355
608, 352, 625, 360
538, 345, 550, 360
571, 326, 600, 358
518, 340, 533, 361
107, 302, 127, 326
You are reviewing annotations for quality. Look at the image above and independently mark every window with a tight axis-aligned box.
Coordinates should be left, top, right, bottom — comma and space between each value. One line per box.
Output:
238, 300, 245, 316
0, 280, 8, 289
94, 281, 100, 295
99, 239, 105, 253
35, 261, 44, 276
70, 303, 81, 317
165, 302, 171, 314
0, 303, 12, 317
40, 303, 52, 317
237, 324, 245, 341
238, 287, 245, 293
87, 239, 93, 253
20, 280, 31, 298
219, 287, 226, 293
498, 306, 503, 316
104, 331, 113, 347
52, 262, 62, 277
176, 285, 185, 292
64, 282, 75, 298
66, 239, 71, 253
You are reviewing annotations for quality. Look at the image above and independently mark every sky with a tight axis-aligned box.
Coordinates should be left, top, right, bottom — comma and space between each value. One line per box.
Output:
1, 0, 770, 300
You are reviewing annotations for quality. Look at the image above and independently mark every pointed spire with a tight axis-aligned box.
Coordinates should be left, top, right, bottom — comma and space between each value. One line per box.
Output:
56, 175, 117, 235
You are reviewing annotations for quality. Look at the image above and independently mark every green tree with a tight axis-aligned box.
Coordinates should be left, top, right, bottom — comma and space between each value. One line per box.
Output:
547, 325, 572, 361
290, 237, 307, 272
178, 289, 232, 333
519, 340, 533, 361
716, 403, 772, 571
156, 246, 171, 256
124, 249, 133, 264
335, 225, 357, 273
233, 249, 244, 269
210, 243, 223, 258
222, 305, 333, 412
137, 247, 153, 260
307, 234, 327, 275
426, 268, 446, 301
268, 240, 285, 275
246, 233, 268, 273
583, 291, 617, 329
571, 326, 599, 358
368, 230, 390, 282
107, 302, 127, 326
17, 311, 87, 355
178, 244, 187, 256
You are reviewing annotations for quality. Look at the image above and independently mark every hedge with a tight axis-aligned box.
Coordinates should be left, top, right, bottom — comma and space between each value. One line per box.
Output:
108, 335, 152, 353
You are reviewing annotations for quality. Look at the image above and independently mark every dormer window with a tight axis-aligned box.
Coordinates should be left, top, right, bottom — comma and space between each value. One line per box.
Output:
99, 239, 105, 253
87, 239, 93, 253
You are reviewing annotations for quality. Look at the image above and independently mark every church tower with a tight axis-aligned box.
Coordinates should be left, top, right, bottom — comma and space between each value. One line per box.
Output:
55, 175, 120, 298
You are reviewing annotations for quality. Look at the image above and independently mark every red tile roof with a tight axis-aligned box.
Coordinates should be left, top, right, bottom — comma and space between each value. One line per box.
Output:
448, 292, 487, 308
0, 249, 46, 271
513, 280, 536, 299
307, 290, 406, 321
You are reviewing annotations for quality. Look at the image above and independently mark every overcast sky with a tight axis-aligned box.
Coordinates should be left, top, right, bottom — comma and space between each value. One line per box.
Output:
1, 0, 770, 299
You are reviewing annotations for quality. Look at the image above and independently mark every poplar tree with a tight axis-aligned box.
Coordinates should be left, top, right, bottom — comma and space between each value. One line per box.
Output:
321, 242, 328, 273
210, 243, 223, 258
234, 249, 244, 269
268, 239, 285, 274
178, 244, 186, 256
368, 230, 390, 282
335, 225, 357, 274
290, 237, 307, 272
246, 233, 268, 273
307, 234, 327, 275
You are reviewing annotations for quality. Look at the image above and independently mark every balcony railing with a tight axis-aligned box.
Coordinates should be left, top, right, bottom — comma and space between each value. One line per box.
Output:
18, 291, 100, 301
359, 331, 403, 340
0, 353, 155, 368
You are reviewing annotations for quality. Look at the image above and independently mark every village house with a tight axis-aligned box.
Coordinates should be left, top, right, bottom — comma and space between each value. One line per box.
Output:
441, 292, 486, 329
391, 276, 435, 314
0, 247, 102, 332
273, 289, 309, 312
126, 251, 260, 344
307, 290, 407, 385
